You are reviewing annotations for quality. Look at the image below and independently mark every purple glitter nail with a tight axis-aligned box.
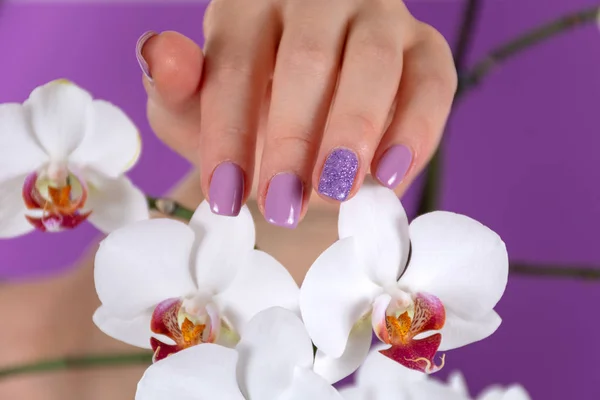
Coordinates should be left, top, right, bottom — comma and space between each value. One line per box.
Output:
318, 148, 359, 201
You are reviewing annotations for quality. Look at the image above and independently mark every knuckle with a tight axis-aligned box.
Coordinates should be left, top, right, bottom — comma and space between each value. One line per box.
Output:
268, 134, 314, 161
283, 37, 335, 77
422, 71, 457, 105
338, 112, 381, 139
351, 30, 400, 65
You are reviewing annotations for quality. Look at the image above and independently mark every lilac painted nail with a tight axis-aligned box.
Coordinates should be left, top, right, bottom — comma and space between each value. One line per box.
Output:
376, 145, 412, 189
318, 148, 358, 201
209, 162, 244, 216
265, 173, 303, 229
136, 31, 157, 82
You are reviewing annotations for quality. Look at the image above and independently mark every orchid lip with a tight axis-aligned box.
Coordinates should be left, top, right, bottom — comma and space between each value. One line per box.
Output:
150, 296, 225, 362
22, 170, 91, 232
372, 291, 447, 374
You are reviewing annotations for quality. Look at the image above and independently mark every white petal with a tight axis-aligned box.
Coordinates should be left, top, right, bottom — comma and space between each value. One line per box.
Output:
0, 175, 34, 238
339, 387, 370, 400
408, 380, 470, 400
355, 347, 427, 387
214, 250, 299, 335
279, 367, 344, 400
70, 100, 141, 177
85, 175, 149, 233
94, 218, 196, 318
300, 237, 381, 358
313, 318, 372, 384
135, 344, 245, 400
92, 306, 153, 349
24, 80, 92, 160
191, 202, 256, 292
338, 180, 409, 285
236, 308, 313, 400
447, 371, 470, 397
0, 103, 47, 182
400, 212, 508, 319
439, 310, 502, 351
478, 385, 531, 400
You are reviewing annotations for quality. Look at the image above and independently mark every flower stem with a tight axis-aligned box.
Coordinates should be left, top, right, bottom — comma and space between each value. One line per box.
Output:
416, 4, 600, 216
511, 263, 600, 280
146, 196, 194, 221
0, 352, 152, 380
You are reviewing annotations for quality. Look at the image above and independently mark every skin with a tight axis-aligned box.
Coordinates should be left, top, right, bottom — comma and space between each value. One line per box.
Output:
0, 1, 456, 397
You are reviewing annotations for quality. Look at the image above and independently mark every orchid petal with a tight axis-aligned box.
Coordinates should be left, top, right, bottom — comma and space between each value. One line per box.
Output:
338, 180, 409, 285
214, 250, 299, 335
300, 237, 381, 358
0, 175, 34, 238
279, 366, 344, 400
135, 344, 245, 400
24, 80, 92, 160
69, 100, 141, 177
400, 212, 508, 319
408, 380, 470, 400
355, 347, 427, 388
92, 306, 153, 349
478, 385, 531, 400
447, 371, 470, 397
85, 175, 149, 233
191, 202, 256, 292
94, 218, 196, 318
439, 310, 502, 351
0, 103, 47, 182
338, 387, 370, 400
236, 308, 313, 400
313, 317, 372, 384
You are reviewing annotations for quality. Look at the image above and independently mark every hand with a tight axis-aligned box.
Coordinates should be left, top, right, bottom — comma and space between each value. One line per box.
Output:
138, 0, 457, 228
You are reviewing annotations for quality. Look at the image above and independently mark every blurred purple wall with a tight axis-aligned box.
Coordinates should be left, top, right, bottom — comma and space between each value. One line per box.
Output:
0, 1, 599, 398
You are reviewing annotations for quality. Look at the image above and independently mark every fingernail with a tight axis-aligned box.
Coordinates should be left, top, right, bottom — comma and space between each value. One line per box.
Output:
265, 173, 303, 229
136, 31, 157, 82
376, 145, 412, 189
209, 162, 244, 216
318, 148, 358, 201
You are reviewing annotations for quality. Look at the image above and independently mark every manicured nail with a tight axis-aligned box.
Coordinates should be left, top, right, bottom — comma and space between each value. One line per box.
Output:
136, 31, 157, 82
376, 145, 412, 189
318, 148, 358, 201
265, 173, 303, 229
209, 162, 244, 216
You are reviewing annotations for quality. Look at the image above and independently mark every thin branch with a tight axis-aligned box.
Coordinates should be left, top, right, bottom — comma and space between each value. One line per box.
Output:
146, 196, 194, 221
416, 4, 600, 216
0, 352, 152, 380
459, 5, 600, 96
511, 263, 600, 280
416, 0, 482, 216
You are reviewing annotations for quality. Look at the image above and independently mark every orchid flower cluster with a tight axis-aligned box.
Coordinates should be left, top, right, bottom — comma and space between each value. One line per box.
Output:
0, 81, 528, 399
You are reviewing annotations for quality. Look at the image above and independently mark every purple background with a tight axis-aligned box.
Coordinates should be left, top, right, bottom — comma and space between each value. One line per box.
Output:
1, 1, 599, 398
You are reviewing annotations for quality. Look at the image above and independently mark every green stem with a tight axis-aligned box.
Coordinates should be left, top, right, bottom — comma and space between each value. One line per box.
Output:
0, 352, 152, 380
146, 196, 194, 221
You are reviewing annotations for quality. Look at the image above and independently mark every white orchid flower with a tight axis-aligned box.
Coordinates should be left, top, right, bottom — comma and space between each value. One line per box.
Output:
339, 349, 467, 400
0, 79, 148, 236
136, 307, 343, 400
448, 371, 531, 400
300, 180, 509, 382
93, 202, 299, 361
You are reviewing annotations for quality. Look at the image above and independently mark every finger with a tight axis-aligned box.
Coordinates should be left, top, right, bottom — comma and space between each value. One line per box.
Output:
258, 0, 350, 228
136, 31, 204, 164
372, 23, 457, 196
199, 2, 279, 216
313, 4, 413, 202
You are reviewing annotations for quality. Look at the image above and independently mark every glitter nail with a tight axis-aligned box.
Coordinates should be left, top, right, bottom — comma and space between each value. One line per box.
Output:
318, 148, 358, 201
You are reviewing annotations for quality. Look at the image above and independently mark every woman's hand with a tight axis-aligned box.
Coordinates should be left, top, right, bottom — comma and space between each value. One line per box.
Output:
138, 0, 457, 228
